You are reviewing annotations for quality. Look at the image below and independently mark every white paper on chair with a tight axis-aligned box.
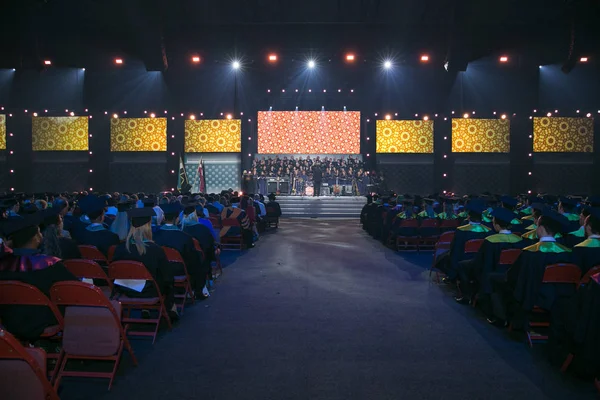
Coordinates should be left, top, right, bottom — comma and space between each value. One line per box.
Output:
114, 279, 146, 293
81, 278, 94, 285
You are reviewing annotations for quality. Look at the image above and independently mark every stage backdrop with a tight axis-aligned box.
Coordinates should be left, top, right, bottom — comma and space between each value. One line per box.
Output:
0, 114, 5, 150
110, 117, 167, 152
533, 117, 594, 152
184, 119, 241, 152
376, 120, 434, 153
31, 116, 89, 151
258, 111, 360, 154
452, 118, 510, 153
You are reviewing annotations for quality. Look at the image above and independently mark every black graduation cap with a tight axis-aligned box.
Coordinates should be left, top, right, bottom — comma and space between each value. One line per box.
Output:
466, 199, 487, 214
183, 203, 197, 215
39, 207, 61, 229
530, 203, 550, 212
230, 197, 241, 204
490, 207, 517, 224
586, 196, 600, 208
0, 212, 42, 238
559, 196, 578, 207
540, 209, 572, 234
1, 198, 19, 208
117, 200, 134, 212
126, 207, 156, 228
160, 202, 182, 217
78, 195, 107, 215
528, 195, 543, 203
500, 195, 518, 207
142, 197, 156, 208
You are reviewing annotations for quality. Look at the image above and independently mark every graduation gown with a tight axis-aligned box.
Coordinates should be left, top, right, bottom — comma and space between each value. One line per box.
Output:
0, 246, 77, 341
436, 223, 492, 279
564, 226, 586, 248
512, 241, 573, 311
571, 237, 600, 275
183, 222, 216, 261
112, 241, 175, 307
474, 233, 525, 294
79, 224, 121, 257
153, 225, 203, 289
59, 236, 82, 260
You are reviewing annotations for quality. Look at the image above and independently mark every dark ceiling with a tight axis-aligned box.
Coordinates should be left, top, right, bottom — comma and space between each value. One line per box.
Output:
1, 0, 599, 69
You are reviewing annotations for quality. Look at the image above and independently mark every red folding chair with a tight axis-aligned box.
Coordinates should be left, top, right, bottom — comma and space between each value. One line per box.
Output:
78, 245, 108, 265
161, 246, 195, 314
464, 239, 484, 255
440, 219, 460, 232
63, 259, 114, 297
0, 329, 60, 400
578, 265, 600, 288
50, 281, 137, 390
418, 219, 440, 251
473, 248, 522, 308
429, 231, 456, 283
108, 261, 172, 344
193, 237, 223, 278
527, 263, 581, 348
107, 244, 117, 263
396, 219, 420, 252
209, 216, 222, 230
0, 281, 64, 384
220, 218, 244, 250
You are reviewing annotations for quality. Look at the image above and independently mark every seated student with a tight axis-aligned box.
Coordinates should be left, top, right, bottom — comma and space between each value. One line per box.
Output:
153, 203, 207, 298
266, 193, 282, 218
77, 195, 120, 257
360, 195, 373, 230
491, 211, 573, 326
499, 195, 526, 234
521, 203, 562, 246
437, 200, 492, 284
563, 204, 590, 248
559, 196, 581, 222
182, 204, 217, 261
455, 207, 524, 305
0, 213, 78, 341
110, 199, 133, 241
111, 207, 178, 320
437, 199, 458, 221
221, 197, 254, 248
40, 208, 81, 260
418, 198, 437, 219
205, 195, 220, 215
519, 195, 542, 219
572, 207, 600, 275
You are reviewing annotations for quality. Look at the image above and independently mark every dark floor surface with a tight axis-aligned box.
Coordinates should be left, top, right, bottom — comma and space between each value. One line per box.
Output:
61, 219, 597, 400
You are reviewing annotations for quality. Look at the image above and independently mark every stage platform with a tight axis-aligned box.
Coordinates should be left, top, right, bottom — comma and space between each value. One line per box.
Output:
277, 196, 366, 218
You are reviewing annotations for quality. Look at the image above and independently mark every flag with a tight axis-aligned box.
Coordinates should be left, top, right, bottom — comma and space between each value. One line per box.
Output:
177, 156, 191, 193
198, 158, 206, 193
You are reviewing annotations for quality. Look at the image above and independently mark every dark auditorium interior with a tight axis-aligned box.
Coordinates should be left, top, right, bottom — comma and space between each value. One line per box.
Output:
1, 0, 600, 399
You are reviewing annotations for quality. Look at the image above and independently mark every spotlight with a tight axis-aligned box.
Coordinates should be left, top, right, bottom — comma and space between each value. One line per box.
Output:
190, 114, 196, 120
547, 112, 552, 117
191, 55, 201, 63
226, 114, 232, 120
423, 116, 429, 121
321, 106, 325, 111
345, 53, 355, 62
114, 58, 123, 65
463, 113, 469, 118
82, 68, 85, 71
268, 54, 277, 62
150, 113, 156, 118
587, 113, 592, 118
232, 60, 241, 70
499, 56, 508, 63
33, 112, 38, 117
295, 106, 298, 111
580, 57, 588, 62
501, 114, 507, 119
307, 60, 316, 69
383, 60, 392, 69
112, 113, 118, 118
385, 114, 391, 120
420, 55, 429, 62
69, 112, 74, 116
44, 60, 51, 66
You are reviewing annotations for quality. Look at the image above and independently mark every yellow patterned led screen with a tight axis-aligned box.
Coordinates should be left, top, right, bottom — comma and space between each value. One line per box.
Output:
32, 117, 89, 151
376, 120, 434, 153
452, 118, 510, 153
184, 119, 241, 152
0, 114, 5, 150
110, 118, 167, 152
533, 117, 593, 152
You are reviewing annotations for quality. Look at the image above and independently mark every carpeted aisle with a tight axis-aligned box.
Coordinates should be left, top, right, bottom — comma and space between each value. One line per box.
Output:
63, 219, 595, 399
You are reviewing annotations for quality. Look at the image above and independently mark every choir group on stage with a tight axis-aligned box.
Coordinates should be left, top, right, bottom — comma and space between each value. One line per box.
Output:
251, 155, 381, 196
362, 192, 600, 381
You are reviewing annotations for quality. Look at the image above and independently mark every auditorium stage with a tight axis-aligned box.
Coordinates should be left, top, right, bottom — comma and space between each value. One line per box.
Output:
276, 195, 366, 218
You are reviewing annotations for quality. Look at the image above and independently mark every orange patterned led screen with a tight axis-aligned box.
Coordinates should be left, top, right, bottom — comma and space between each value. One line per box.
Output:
376, 120, 434, 153
32, 116, 89, 151
184, 119, 241, 152
0, 114, 5, 150
533, 117, 593, 152
257, 111, 360, 154
110, 118, 167, 152
452, 118, 510, 153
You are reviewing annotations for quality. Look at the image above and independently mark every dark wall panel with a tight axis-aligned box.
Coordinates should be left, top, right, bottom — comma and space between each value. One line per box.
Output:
109, 163, 168, 193
32, 162, 89, 192
377, 154, 434, 195
453, 164, 510, 195
532, 154, 593, 195
0, 160, 8, 192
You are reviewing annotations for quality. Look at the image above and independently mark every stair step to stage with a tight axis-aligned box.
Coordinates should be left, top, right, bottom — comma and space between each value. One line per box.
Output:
275, 196, 366, 219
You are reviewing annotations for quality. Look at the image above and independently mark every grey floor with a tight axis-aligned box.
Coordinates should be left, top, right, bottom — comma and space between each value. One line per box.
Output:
62, 219, 596, 400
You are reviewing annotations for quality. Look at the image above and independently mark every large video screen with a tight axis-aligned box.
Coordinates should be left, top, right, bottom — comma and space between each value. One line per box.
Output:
32, 116, 89, 151
110, 117, 167, 152
533, 117, 593, 152
452, 118, 510, 153
258, 111, 360, 154
184, 119, 241, 152
376, 120, 434, 153
0, 114, 5, 150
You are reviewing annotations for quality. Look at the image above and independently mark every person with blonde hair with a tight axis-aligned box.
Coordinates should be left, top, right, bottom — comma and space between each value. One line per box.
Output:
111, 207, 178, 320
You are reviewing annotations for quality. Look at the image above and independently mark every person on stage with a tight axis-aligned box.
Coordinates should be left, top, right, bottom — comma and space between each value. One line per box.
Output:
312, 162, 323, 197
